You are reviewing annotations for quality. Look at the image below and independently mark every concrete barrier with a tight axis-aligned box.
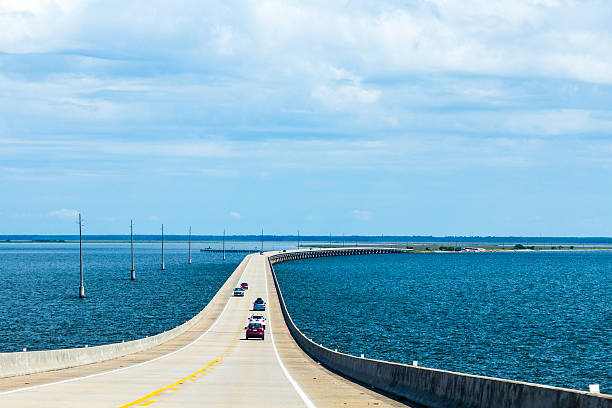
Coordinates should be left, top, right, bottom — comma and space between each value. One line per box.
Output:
268, 250, 611, 408
0, 255, 251, 378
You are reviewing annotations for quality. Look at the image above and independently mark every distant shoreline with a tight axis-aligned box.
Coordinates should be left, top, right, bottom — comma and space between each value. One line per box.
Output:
1, 239, 611, 252
1, 234, 611, 243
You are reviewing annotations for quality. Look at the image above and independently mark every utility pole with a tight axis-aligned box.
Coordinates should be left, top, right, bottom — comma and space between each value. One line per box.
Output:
161, 224, 166, 271
260, 228, 264, 252
329, 232, 332, 247
188, 226, 192, 265
222, 229, 226, 260
130, 219, 136, 280
78, 213, 85, 299
297, 229, 300, 249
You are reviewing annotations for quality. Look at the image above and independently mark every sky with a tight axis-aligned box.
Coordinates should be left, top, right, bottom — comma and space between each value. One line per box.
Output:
1, 0, 612, 236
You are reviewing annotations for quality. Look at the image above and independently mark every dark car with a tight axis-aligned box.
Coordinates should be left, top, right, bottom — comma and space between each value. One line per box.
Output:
245, 322, 265, 340
253, 297, 266, 311
240, 282, 249, 290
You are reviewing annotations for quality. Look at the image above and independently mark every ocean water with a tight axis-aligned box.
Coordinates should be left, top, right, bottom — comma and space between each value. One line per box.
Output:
0, 242, 241, 352
274, 251, 612, 392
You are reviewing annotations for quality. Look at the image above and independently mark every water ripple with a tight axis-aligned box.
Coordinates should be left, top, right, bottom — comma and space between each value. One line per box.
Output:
275, 251, 611, 392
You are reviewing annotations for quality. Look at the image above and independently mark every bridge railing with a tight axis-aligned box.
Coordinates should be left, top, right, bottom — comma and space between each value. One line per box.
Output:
269, 247, 404, 265
268, 249, 611, 408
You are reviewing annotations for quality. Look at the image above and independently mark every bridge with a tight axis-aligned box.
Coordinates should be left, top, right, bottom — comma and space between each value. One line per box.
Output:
0, 249, 609, 407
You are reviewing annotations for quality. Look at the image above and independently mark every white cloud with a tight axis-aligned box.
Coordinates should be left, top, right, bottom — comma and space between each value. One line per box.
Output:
352, 209, 372, 221
0, 0, 611, 179
0, 1, 610, 144
501, 109, 612, 135
0, 0, 83, 54
4, 131, 612, 184
211, 25, 239, 56
229, 211, 242, 220
1, 1, 611, 236
312, 84, 381, 110
248, 0, 612, 83
3, 1, 611, 82
48, 208, 78, 220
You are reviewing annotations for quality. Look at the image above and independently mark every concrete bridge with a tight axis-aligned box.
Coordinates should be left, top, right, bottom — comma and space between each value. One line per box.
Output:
0, 249, 609, 407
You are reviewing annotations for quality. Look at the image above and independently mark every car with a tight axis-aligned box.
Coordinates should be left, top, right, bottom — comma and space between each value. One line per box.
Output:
233, 287, 245, 297
240, 282, 249, 290
249, 314, 266, 328
245, 322, 265, 340
253, 297, 266, 311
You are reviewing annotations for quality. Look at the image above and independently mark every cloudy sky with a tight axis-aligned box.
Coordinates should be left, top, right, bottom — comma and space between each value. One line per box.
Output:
1, 0, 611, 235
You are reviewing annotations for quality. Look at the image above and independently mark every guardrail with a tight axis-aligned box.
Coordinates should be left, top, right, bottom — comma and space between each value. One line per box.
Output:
268, 249, 611, 408
0, 255, 250, 378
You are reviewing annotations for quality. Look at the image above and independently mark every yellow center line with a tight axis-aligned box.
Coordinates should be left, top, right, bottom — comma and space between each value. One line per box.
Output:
119, 291, 245, 407
118, 357, 222, 408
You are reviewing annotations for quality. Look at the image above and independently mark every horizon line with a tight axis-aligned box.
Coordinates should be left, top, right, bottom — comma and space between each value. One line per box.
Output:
1, 234, 611, 240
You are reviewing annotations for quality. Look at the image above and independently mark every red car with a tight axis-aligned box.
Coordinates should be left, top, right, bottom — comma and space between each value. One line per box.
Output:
245, 322, 265, 340
240, 282, 249, 290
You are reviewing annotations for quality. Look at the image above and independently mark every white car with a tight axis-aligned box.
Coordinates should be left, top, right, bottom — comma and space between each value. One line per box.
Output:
248, 314, 267, 328
233, 287, 245, 297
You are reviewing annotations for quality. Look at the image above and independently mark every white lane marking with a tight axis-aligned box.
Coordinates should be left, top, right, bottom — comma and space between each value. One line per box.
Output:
263, 255, 317, 408
0, 256, 253, 396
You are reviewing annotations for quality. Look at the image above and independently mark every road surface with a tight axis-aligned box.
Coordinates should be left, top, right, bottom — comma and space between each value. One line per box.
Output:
0, 254, 406, 407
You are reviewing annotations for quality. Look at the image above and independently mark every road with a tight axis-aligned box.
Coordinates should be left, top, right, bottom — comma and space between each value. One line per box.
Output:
0, 254, 405, 407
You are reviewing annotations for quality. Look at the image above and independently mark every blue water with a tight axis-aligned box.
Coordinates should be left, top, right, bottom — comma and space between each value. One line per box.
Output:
274, 251, 612, 392
0, 242, 241, 352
